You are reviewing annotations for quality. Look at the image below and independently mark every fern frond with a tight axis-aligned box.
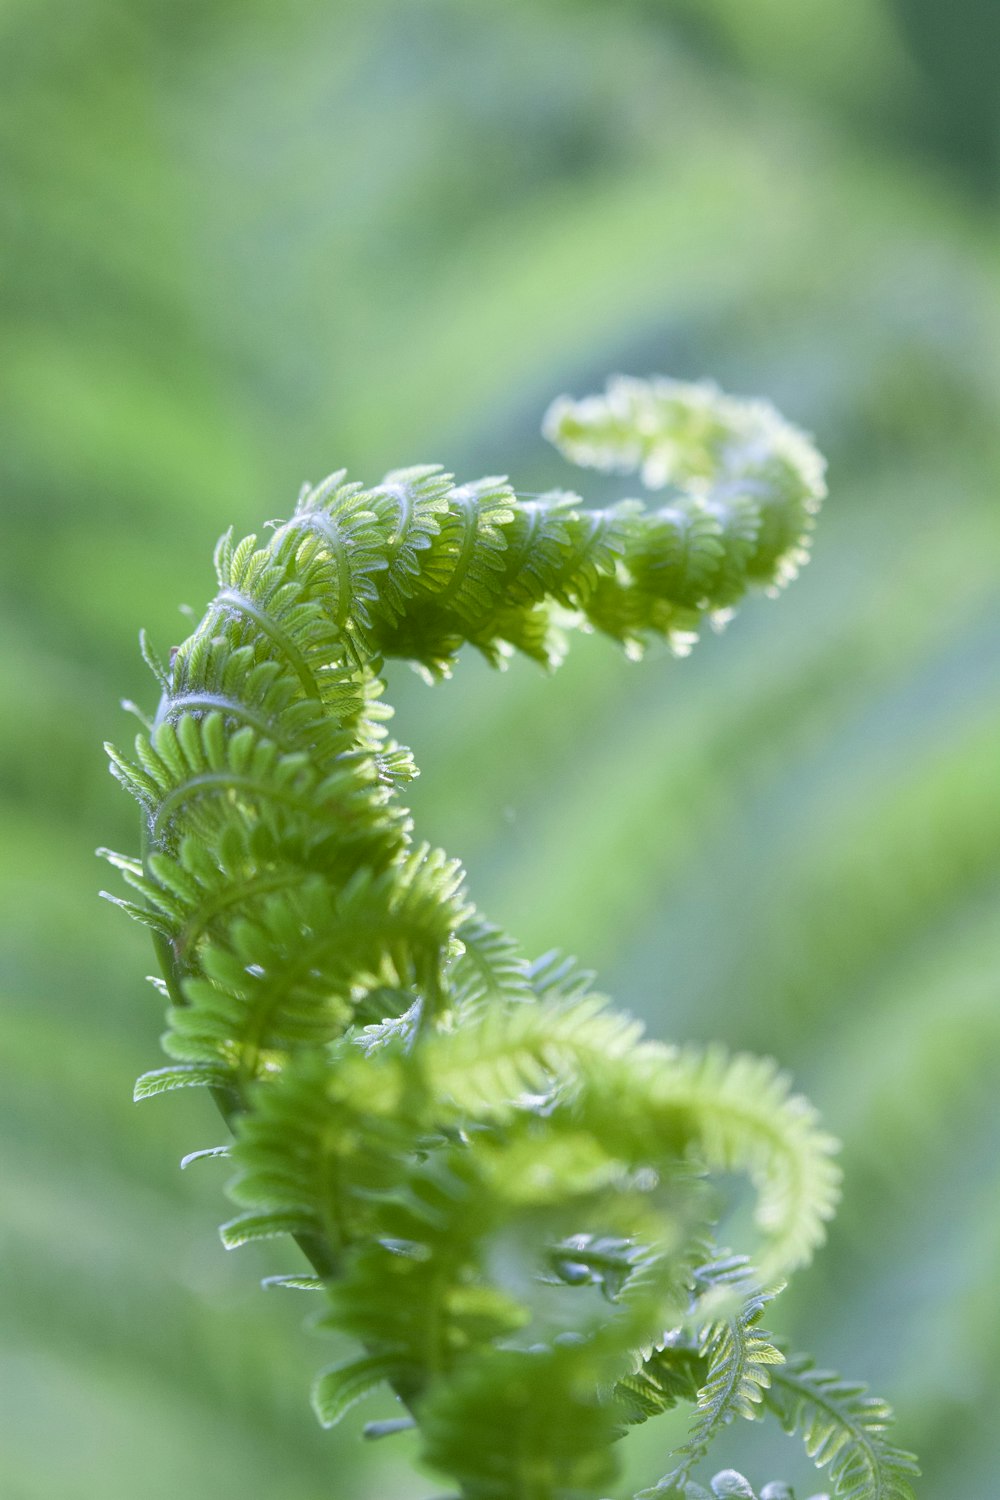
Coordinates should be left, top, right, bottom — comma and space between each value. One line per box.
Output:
99, 376, 871, 1500
662, 1285, 784, 1488
763, 1356, 919, 1500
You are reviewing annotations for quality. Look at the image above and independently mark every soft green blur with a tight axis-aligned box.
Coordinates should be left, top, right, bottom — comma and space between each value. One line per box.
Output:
2, 3, 998, 1497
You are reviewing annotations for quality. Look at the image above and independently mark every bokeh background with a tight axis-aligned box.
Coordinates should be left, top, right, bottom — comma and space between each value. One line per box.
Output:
3, 2, 999, 1496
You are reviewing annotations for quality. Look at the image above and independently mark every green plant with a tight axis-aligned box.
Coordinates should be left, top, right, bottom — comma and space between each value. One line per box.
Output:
103, 376, 918, 1500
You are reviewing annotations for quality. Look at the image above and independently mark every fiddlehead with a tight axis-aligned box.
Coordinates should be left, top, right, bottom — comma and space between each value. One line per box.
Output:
103, 376, 915, 1499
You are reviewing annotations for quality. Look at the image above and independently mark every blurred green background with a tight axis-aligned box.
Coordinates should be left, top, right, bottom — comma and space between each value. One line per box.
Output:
2, 2, 998, 1496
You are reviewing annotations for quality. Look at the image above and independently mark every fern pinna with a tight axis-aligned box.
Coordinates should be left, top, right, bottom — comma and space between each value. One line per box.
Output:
103, 376, 917, 1500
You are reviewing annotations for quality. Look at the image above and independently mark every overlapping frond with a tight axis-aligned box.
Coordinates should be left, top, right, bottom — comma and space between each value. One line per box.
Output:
611, 1047, 842, 1282
100, 378, 902, 1500
614, 1337, 707, 1426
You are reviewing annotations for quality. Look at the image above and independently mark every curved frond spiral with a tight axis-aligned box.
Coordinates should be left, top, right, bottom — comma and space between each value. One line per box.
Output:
103, 379, 910, 1500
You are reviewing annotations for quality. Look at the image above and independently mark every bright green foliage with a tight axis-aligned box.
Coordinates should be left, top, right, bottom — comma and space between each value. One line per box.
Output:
104, 377, 914, 1499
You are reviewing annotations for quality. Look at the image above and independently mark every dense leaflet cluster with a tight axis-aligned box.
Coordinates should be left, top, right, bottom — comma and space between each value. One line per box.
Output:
104, 378, 916, 1500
